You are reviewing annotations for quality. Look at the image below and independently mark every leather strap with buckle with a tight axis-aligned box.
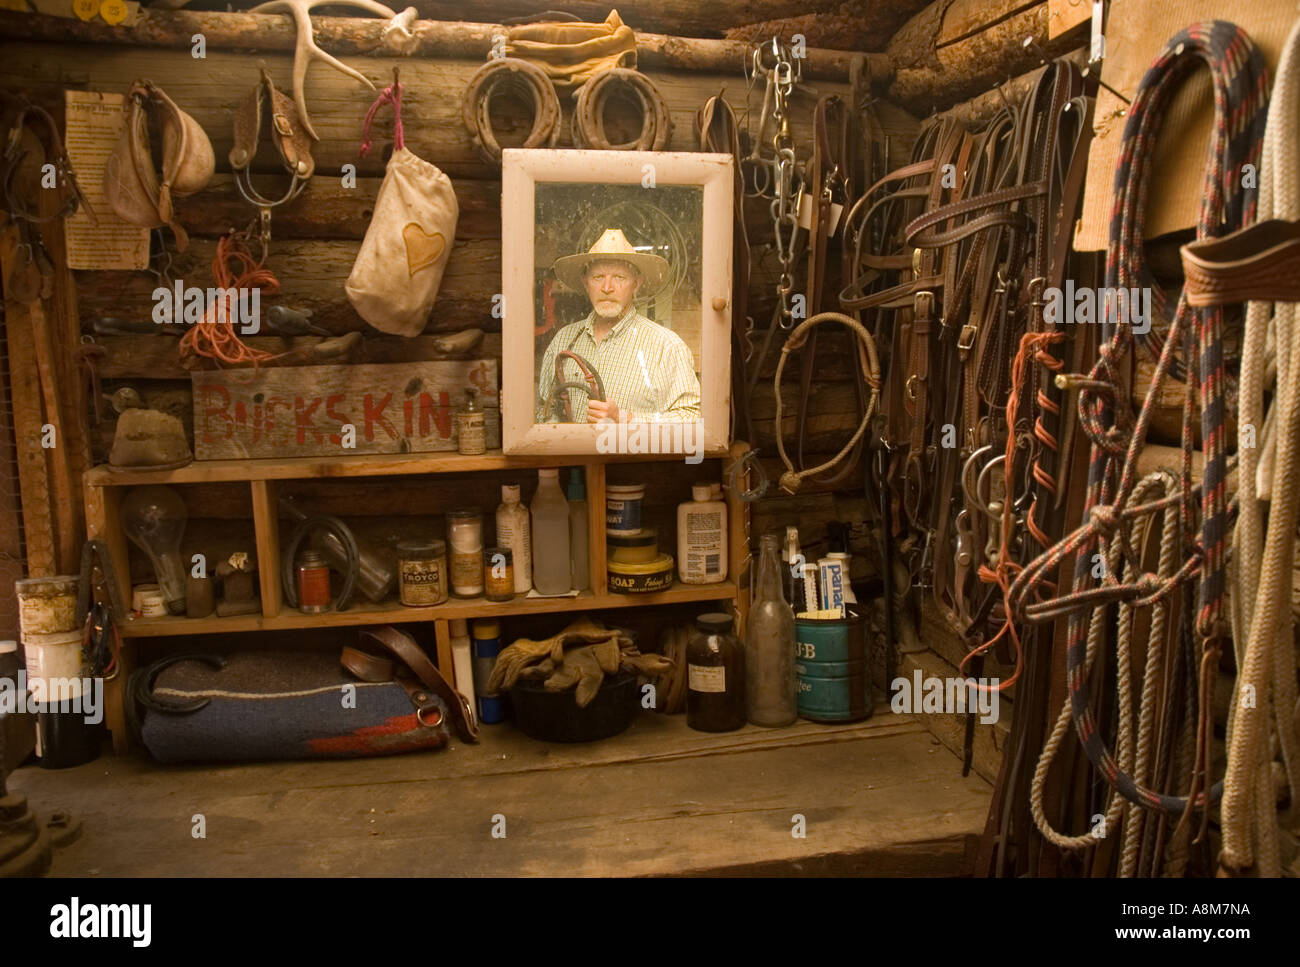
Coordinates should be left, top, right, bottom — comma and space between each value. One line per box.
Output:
355, 626, 478, 743
230, 67, 313, 211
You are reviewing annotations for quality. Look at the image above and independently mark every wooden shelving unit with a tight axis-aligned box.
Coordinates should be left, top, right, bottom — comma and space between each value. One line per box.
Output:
116, 582, 741, 638
84, 447, 751, 753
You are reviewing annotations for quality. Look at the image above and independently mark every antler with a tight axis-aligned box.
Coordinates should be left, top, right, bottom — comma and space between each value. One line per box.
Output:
249, 0, 409, 140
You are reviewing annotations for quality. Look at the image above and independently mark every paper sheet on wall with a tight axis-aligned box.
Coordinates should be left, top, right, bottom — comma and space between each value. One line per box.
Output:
1074, 0, 1294, 252
63, 89, 150, 270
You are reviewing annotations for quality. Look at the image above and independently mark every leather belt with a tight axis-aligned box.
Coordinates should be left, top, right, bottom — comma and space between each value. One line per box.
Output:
1180, 218, 1300, 306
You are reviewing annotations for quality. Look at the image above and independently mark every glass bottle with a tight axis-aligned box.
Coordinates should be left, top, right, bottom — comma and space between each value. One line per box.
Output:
447, 509, 484, 598
456, 389, 486, 455
686, 612, 746, 732
746, 531, 797, 727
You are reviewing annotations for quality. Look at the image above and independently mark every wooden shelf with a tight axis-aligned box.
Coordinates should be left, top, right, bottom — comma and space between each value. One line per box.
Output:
84, 448, 728, 486
84, 443, 754, 753
116, 581, 739, 638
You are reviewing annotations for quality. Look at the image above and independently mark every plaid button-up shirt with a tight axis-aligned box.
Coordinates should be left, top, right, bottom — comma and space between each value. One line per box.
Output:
536, 307, 701, 423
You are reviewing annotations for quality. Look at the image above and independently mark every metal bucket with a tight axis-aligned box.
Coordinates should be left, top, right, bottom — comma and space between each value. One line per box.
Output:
795, 610, 871, 723
15, 575, 80, 637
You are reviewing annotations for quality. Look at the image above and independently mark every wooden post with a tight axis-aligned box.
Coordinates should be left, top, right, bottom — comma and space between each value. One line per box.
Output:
0, 9, 878, 83
433, 618, 454, 686
1, 226, 57, 578
886, 0, 1088, 114
586, 462, 607, 596
250, 480, 283, 619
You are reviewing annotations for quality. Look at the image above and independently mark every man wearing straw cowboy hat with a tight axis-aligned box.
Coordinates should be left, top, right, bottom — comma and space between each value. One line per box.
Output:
536, 228, 701, 423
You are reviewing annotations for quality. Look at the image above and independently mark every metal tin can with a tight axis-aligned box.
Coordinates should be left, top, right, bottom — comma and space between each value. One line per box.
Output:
818, 557, 845, 615
608, 553, 675, 593
483, 546, 514, 602
795, 611, 871, 722
606, 483, 645, 536
15, 575, 80, 635
296, 549, 332, 613
397, 539, 448, 606
134, 585, 167, 618
607, 528, 658, 564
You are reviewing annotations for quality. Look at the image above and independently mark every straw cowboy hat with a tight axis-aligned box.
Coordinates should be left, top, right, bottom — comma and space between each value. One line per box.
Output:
552, 227, 671, 296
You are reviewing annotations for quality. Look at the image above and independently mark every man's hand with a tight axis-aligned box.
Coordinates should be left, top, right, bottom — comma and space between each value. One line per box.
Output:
587, 399, 621, 424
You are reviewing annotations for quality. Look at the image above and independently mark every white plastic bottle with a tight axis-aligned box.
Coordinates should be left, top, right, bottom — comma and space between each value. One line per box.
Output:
677, 483, 727, 584
530, 468, 572, 594
495, 484, 532, 593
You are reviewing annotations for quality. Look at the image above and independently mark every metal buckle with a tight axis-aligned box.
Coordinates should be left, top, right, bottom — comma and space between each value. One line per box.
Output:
957, 322, 978, 353
918, 530, 935, 590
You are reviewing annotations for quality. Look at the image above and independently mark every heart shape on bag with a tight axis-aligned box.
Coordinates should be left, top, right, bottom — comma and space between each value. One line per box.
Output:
402, 223, 446, 276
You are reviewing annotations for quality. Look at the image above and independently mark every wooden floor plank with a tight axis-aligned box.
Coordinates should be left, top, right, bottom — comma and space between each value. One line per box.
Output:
9, 711, 990, 877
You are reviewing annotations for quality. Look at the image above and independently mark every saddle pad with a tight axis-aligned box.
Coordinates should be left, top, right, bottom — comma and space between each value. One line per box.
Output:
139, 650, 448, 763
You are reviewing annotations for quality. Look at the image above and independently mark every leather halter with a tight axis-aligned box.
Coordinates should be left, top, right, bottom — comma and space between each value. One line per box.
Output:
229, 67, 313, 211
2, 101, 91, 226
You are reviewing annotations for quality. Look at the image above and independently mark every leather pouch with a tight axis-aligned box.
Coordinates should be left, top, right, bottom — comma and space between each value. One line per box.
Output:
346, 80, 458, 337
103, 81, 213, 250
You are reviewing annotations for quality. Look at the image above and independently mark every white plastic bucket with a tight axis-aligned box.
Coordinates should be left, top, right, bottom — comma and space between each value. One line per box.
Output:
23, 630, 86, 701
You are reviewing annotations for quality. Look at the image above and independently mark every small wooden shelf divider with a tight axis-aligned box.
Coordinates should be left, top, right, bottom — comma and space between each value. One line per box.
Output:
84, 447, 751, 753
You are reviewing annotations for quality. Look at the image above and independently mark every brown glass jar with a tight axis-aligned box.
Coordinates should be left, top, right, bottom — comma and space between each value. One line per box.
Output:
397, 539, 447, 606
483, 546, 514, 602
686, 612, 746, 732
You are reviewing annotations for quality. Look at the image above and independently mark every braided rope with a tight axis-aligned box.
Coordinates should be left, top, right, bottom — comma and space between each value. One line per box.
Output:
1221, 16, 1300, 875
1011, 22, 1269, 819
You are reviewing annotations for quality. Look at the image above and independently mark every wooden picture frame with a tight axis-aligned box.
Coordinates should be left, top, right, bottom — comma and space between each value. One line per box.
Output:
501, 149, 733, 460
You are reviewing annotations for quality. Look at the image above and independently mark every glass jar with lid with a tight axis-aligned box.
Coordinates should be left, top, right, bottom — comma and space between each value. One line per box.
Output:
686, 612, 746, 732
446, 509, 484, 598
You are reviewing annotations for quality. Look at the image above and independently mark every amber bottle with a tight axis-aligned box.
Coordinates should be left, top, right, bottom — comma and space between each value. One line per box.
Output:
686, 612, 746, 732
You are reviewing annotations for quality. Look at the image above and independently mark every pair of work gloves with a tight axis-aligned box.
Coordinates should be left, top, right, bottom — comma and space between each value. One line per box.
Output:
486, 616, 674, 707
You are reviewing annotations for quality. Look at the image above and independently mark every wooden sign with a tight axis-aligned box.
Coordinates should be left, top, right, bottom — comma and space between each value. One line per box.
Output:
193, 361, 499, 460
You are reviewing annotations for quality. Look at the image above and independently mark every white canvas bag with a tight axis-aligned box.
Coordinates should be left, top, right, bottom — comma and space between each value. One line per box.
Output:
346, 81, 458, 337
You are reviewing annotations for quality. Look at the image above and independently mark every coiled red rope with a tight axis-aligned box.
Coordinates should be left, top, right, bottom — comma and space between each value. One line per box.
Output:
178, 231, 283, 368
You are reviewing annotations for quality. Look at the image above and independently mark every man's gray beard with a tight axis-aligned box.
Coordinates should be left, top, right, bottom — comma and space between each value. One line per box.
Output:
593, 302, 625, 320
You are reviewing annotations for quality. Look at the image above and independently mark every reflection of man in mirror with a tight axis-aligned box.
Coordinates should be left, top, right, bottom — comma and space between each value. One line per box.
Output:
536, 228, 702, 424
